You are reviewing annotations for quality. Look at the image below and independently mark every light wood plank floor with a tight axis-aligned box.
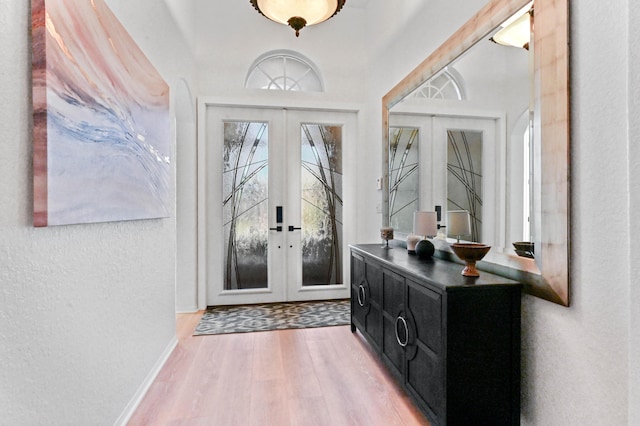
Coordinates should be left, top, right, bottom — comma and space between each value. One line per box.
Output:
129, 311, 429, 425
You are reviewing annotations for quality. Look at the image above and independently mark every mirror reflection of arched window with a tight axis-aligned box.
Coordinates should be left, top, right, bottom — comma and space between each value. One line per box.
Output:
413, 67, 465, 100
245, 50, 324, 92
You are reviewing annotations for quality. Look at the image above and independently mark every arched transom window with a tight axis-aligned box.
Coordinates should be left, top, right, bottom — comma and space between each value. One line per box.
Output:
413, 67, 465, 100
245, 50, 324, 92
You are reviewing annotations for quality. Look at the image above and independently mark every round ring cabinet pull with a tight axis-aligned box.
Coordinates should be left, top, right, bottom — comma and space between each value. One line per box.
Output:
395, 316, 409, 347
357, 284, 367, 307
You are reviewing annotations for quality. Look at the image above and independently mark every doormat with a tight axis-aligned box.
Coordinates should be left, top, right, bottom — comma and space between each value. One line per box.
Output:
193, 299, 350, 336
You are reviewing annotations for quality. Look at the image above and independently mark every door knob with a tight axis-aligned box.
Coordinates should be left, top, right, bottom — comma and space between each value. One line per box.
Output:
288, 225, 301, 231
269, 226, 282, 232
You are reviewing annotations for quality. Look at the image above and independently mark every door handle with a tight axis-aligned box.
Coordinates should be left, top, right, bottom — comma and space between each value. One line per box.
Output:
288, 225, 301, 231
357, 284, 367, 307
269, 226, 283, 232
395, 316, 409, 347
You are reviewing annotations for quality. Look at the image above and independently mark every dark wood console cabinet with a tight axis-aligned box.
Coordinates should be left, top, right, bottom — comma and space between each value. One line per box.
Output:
350, 244, 521, 425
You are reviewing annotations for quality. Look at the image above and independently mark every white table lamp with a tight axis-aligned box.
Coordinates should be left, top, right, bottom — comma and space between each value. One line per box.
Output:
447, 210, 471, 243
413, 211, 438, 238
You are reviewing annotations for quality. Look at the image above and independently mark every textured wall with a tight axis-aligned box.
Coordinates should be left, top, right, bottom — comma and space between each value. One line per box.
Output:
628, 0, 639, 422
518, 1, 630, 423
0, 0, 195, 423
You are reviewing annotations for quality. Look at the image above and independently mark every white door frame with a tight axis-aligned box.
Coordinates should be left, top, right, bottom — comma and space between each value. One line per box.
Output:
196, 97, 362, 309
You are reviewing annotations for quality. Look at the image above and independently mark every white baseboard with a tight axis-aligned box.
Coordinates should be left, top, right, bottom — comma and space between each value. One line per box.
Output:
113, 336, 178, 426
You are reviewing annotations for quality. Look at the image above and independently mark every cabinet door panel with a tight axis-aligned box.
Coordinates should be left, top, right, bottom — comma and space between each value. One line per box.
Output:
407, 347, 444, 421
406, 280, 444, 421
381, 269, 406, 379
366, 261, 383, 303
383, 269, 404, 314
382, 313, 405, 379
407, 280, 442, 355
351, 254, 369, 330
364, 262, 384, 345
351, 254, 383, 348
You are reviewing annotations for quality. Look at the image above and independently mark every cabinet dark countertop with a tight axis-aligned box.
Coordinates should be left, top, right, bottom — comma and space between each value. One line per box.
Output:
350, 243, 521, 292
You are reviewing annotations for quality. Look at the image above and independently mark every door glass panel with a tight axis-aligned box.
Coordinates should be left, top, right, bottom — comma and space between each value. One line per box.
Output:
389, 126, 419, 234
223, 121, 269, 290
447, 129, 483, 242
300, 124, 343, 286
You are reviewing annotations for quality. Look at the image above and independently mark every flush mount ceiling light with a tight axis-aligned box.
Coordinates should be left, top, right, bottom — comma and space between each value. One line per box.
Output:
490, 1, 533, 49
250, 0, 346, 37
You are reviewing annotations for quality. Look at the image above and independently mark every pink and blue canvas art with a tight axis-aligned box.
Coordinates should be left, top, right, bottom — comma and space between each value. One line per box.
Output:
32, 0, 171, 227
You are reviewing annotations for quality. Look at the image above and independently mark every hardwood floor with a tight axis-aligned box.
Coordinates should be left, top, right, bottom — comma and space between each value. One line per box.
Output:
129, 311, 429, 425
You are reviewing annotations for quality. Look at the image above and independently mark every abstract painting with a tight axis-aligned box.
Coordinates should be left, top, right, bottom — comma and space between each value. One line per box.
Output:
31, 0, 171, 227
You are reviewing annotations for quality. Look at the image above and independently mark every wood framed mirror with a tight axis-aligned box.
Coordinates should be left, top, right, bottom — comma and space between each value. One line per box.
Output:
382, 0, 570, 306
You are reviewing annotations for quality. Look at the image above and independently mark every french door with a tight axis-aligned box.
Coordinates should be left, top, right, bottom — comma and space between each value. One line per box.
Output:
204, 106, 355, 305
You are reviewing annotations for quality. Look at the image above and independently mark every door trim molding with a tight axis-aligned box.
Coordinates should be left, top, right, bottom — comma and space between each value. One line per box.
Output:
196, 98, 363, 309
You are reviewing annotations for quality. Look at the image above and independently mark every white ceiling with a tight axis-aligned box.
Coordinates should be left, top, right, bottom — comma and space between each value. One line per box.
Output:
345, 0, 370, 9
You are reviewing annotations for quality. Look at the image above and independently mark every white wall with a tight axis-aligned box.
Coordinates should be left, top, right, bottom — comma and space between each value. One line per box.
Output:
629, 0, 640, 422
194, 0, 366, 102
0, 0, 196, 423
365, 0, 636, 424
164, 0, 198, 47
175, 79, 198, 312
105, 0, 200, 314
518, 0, 630, 423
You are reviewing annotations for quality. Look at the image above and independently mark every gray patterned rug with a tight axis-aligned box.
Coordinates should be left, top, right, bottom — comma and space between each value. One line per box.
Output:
193, 299, 350, 336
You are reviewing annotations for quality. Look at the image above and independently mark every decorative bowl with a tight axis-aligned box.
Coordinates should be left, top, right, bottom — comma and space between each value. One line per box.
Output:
450, 243, 491, 277
512, 241, 534, 258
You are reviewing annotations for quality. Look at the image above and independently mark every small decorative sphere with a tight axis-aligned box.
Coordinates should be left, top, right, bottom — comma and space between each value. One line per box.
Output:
415, 239, 435, 259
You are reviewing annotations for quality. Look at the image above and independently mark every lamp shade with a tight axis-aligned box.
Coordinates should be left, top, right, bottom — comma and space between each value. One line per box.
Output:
447, 210, 471, 239
251, 0, 346, 36
413, 211, 438, 238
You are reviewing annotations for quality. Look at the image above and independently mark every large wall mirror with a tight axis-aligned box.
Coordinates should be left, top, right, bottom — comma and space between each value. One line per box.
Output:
382, 0, 570, 306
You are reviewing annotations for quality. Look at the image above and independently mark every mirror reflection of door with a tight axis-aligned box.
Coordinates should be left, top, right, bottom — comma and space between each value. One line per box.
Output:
207, 106, 354, 305
447, 129, 483, 242
389, 114, 500, 246
389, 126, 419, 234
434, 117, 497, 246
